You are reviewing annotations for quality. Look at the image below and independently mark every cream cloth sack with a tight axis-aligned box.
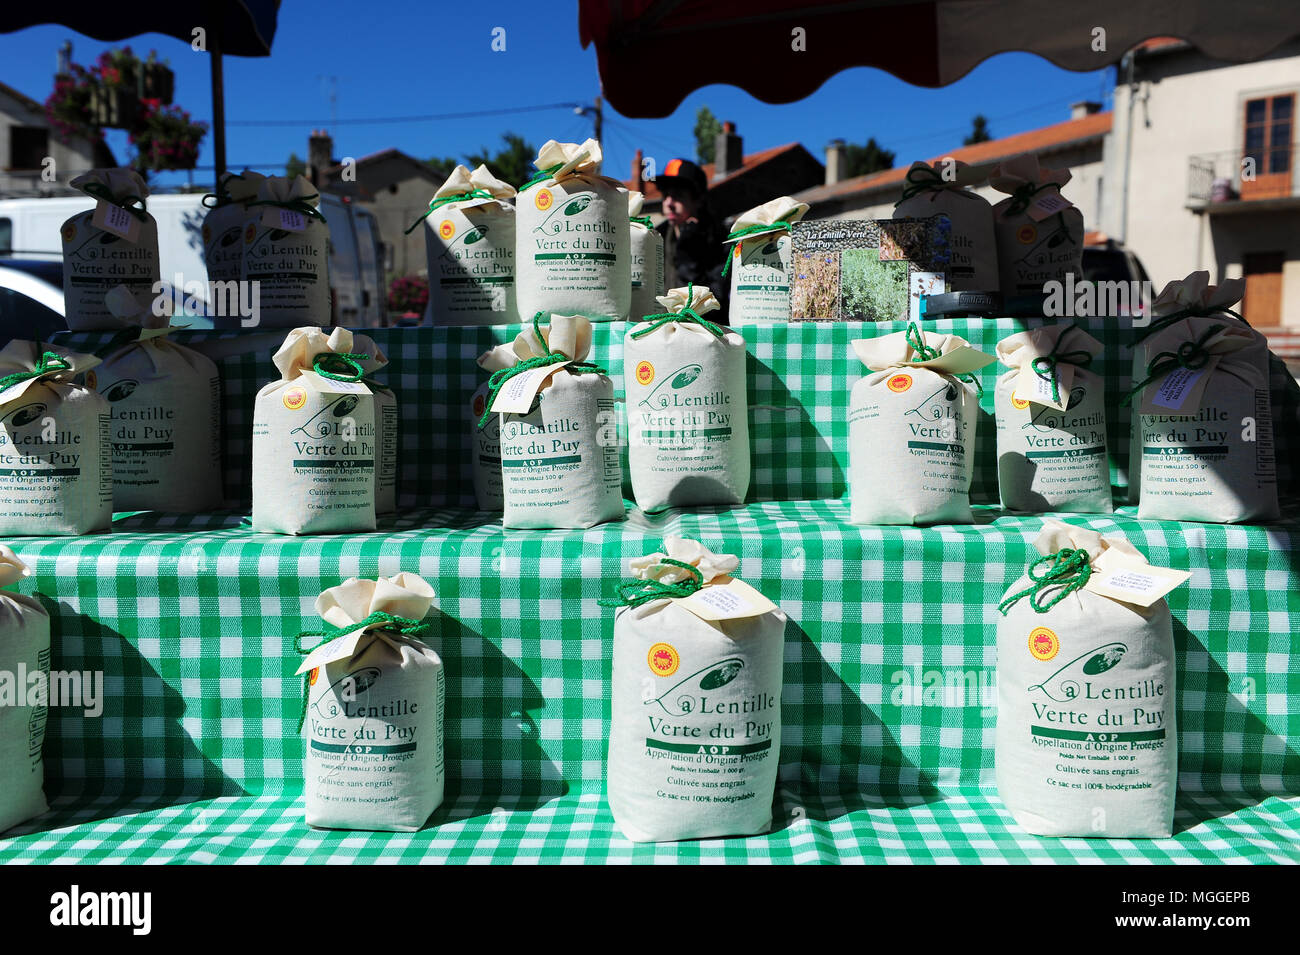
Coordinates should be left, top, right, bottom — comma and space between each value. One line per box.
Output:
996, 523, 1180, 838
241, 175, 330, 328
724, 196, 809, 323
516, 140, 631, 321
0, 342, 111, 536
491, 314, 623, 528
419, 164, 517, 326
625, 286, 749, 511
0, 547, 50, 834
203, 170, 266, 284
606, 538, 785, 843
627, 190, 665, 321
351, 334, 397, 515
471, 343, 519, 511
848, 327, 993, 524
894, 160, 998, 292
995, 323, 1110, 514
990, 156, 1084, 297
94, 286, 222, 512
1130, 316, 1278, 524
298, 573, 444, 831
1126, 272, 1260, 505
62, 169, 161, 331
252, 327, 376, 534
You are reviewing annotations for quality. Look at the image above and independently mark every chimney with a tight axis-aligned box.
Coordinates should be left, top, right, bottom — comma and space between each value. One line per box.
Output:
713, 121, 742, 180
308, 129, 334, 186
632, 148, 644, 193
825, 138, 848, 185
1070, 101, 1102, 120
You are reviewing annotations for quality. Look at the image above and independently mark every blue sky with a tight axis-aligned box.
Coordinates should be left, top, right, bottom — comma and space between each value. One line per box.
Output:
1, 0, 1114, 190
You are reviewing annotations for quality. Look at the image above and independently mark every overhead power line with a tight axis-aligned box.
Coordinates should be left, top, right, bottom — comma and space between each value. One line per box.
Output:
227, 102, 584, 127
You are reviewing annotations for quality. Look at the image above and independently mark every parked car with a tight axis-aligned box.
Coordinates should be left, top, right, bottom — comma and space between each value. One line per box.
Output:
0, 257, 67, 345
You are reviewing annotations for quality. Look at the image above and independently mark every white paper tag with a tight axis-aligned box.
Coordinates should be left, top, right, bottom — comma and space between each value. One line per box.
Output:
295, 631, 366, 675
1027, 192, 1073, 221
1146, 359, 1217, 413
490, 362, 568, 414
677, 578, 779, 622
92, 200, 141, 242
1084, 551, 1191, 608
1016, 361, 1074, 410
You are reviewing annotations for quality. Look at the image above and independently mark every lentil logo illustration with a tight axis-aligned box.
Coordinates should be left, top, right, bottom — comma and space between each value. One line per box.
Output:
1028, 626, 1060, 662
639, 363, 701, 409
646, 657, 745, 715
310, 666, 382, 719
5, 403, 47, 428
66, 230, 123, 259
219, 227, 241, 248
103, 379, 138, 402
1028, 642, 1129, 702
1023, 386, 1087, 431
905, 382, 959, 420
282, 386, 308, 411
887, 373, 913, 394
635, 360, 655, 387
533, 192, 594, 234
647, 642, 680, 678
534, 187, 553, 212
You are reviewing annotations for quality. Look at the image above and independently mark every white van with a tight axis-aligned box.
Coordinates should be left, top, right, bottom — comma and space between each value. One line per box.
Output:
0, 190, 386, 327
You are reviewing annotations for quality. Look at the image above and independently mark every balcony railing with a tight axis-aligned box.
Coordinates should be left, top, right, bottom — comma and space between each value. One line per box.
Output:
1187, 143, 1297, 207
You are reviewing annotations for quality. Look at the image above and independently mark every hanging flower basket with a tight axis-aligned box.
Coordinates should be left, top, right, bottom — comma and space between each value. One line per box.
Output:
89, 84, 138, 129
45, 65, 101, 145
130, 100, 207, 172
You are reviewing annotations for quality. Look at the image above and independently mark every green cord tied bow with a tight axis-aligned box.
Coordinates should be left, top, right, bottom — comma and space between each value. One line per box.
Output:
631, 283, 726, 338
476, 312, 605, 428
404, 189, 498, 234
598, 558, 704, 608
201, 190, 232, 209
998, 548, 1093, 615
294, 611, 433, 731
1003, 182, 1058, 218
720, 221, 793, 278
1028, 323, 1093, 405
246, 195, 327, 224
629, 215, 654, 229
0, 351, 73, 392
311, 352, 369, 382
896, 165, 979, 204
1133, 304, 1249, 345
906, 322, 983, 394
518, 163, 564, 192
81, 181, 149, 222
1120, 325, 1222, 406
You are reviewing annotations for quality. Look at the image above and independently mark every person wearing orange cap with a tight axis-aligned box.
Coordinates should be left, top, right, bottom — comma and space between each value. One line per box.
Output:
655, 158, 729, 322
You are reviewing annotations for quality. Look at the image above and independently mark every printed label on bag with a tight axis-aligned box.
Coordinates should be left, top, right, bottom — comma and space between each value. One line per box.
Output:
1011, 391, 1030, 410
282, 386, 308, 411
887, 373, 913, 393
1028, 626, 1059, 661
647, 643, 680, 677
678, 578, 779, 622
490, 362, 568, 414
1084, 551, 1191, 607
1017, 362, 1074, 410
1145, 359, 1217, 414
439, 219, 455, 240
534, 188, 553, 211
92, 200, 141, 242
635, 360, 655, 386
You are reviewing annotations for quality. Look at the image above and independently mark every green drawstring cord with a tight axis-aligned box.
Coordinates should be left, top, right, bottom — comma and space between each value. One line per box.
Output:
80, 181, 149, 221
1003, 182, 1058, 217
476, 312, 605, 428
895, 165, 980, 204
404, 189, 497, 234
0, 351, 72, 391
294, 611, 432, 731
311, 352, 369, 382
518, 163, 564, 192
247, 195, 327, 224
720, 221, 792, 278
598, 558, 704, 608
998, 549, 1093, 615
1121, 325, 1222, 406
631, 283, 725, 337
1028, 323, 1093, 405
629, 215, 654, 229
906, 321, 983, 395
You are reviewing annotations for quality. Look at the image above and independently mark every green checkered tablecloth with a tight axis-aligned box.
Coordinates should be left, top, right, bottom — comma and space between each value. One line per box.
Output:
1, 319, 1293, 864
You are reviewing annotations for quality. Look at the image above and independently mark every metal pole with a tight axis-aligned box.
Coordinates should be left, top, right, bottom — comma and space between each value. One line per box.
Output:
210, 26, 227, 189
594, 95, 603, 146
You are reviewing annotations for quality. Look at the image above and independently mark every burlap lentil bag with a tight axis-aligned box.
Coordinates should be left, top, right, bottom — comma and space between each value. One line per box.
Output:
93, 286, 222, 513
62, 169, 161, 331
625, 286, 749, 511
252, 327, 376, 534
241, 175, 331, 328
351, 334, 397, 515
606, 538, 785, 843
994, 323, 1111, 514
627, 190, 665, 321
516, 139, 631, 321
203, 169, 266, 285
416, 164, 517, 326
488, 314, 624, 528
894, 160, 998, 292
997, 522, 1185, 838
1126, 273, 1263, 506
723, 197, 809, 323
297, 573, 444, 831
0, 547, 50, 834
848, 326, 993, 524
1128, 313, 1278, 524
471, 343, 519, 511
0, 343, 111, 536
990, 156, 1084, 298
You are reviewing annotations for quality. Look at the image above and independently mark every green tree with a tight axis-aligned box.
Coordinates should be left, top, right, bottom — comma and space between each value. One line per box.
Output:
845, 137, 895, 178
964, 115, 992, 145
425, 156, 460, 183
694, 106, 722, 165
466, 133, 536, 187
285, 152, 306, 179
